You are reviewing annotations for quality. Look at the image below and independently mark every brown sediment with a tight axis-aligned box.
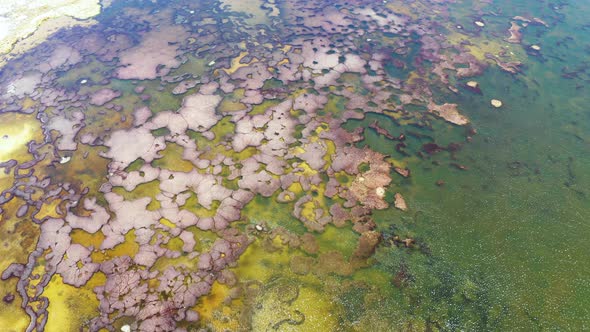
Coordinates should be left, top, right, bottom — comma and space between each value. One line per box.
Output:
485, 53, 522, 74
394, 193, 408, 211
506, 22, 523, 44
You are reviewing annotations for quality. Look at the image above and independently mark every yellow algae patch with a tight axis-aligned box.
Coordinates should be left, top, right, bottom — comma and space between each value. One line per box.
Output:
20, 97, 37, 109
0, 203, 40, 269
277, 58, 290, 66
91, 230, 139, 263
290, 159, 318, 177
0, 278, 29, 331
0, 113, 41, 164
233, 237, 292, 282
0, 203, 39, 331
0, 0, 103, 67
281, 45, 292, 53
251, 282, 340, 331
193, 282, 241, 330
152, 251, 197, 271
71, 229, 105, 249
223, 51, 258, 75
233, 236, 348, 330
159, 217, 176, 229
444, 29, 525, 63
34, 199, 65, 220
353, 267, 392, 289
43, 274, 101, 332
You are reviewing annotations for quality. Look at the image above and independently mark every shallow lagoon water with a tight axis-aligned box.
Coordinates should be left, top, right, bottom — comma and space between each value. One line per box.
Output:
0, 0, 589, 331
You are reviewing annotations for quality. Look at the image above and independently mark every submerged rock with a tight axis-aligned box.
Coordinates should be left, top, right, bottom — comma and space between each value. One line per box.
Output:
491, 99, 503, 108
394, 193, 408, 211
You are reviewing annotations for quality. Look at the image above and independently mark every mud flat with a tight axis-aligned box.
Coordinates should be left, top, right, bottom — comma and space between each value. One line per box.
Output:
0, 0, 104, 67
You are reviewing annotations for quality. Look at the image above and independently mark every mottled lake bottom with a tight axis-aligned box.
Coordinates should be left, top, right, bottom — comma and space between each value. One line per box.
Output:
0, 0, 589, 331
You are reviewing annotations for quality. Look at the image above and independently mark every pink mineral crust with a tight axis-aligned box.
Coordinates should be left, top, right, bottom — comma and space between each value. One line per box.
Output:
100, 193, 161, 249
134, 244, 167, 267
146, 111, 188, 136
352, 7, 407, 31
254, 153, 286, 175
293, 195, 331, 232
65, 197, 110, 233
179, 230, 196, 252
101, 127, 166, 170
349, 170, 391, 210
231, 62, 273, 91
506, 21, 523, 44
90, 88, 122, 106
394, 193, 409, 211
172, 79, 199, 95
109, 164, 160, 191
94, 256, 154, 316
294, 93, 327, 117
301, 6, 352, 34
157, 268, 211, 310
331, 146, 367, 174
240, 89, 264, 105
237, 158, 281, 197
38, 218, 72, 267
297, 141, 327, 170
260, 100, 296, 157
133, 106, 152, 127
116, 25, 189, 80
178, 93, 222, 132
56, 244, 99, 287
302, 38, 340, 73
331, 147, 392, 210
45, 111, 85, 151
38, 44, 82, 73
158, 170, 197, 194
4, 71, 42, 98
428, 102, 469, 125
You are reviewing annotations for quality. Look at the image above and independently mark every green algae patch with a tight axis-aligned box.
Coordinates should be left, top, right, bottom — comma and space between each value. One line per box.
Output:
242, 195, 306, 235
151, 143, 195, 172
315, 224, 359, 260
55, 56, 110, 89
181, 193, 220, 218
219, 89, 247, 112
111, 180, 161, 210
250, 99, 281, 116
318, 94, 350, 119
